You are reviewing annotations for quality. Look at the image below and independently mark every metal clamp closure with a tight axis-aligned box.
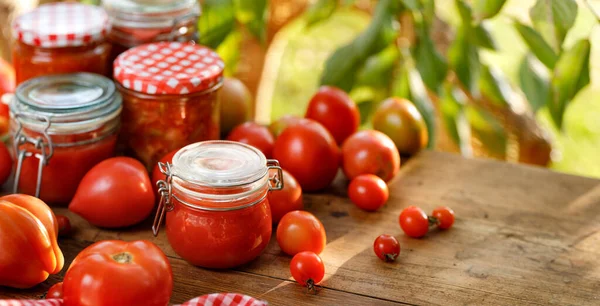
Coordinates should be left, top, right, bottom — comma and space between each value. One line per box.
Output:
267, 159, 284, 191
152, 162, 175, 236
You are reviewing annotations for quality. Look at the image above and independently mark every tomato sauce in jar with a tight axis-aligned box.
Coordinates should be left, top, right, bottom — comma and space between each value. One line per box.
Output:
152, 141, 284, 269
114, 42, 223, 169
11, 3, 111, 84
10, 73, 122, 205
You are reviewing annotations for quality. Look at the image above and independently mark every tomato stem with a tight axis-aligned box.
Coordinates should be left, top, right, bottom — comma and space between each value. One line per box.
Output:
428, 216, 439, 227
112, 252, 133, 264
384, 253, 397, 262
306, 279, 318, 294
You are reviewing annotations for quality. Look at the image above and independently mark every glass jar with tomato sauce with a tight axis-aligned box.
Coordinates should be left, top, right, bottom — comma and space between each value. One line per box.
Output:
10, 73, 122, 205
114, 42, 223, 169
152, 141, 283, 269
11, 3, 112, 84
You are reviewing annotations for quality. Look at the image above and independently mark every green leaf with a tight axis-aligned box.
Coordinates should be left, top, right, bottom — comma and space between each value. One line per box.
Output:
448, 26, 480, 95
440, 84, 473, 156
455, 0, 473, 25
356, 45, 400, 89
421, 0, 435, 26
401, 0, 420, 10
466, 105, 507, 156
216, 30, 242, 76
198, 0, 236, 49
305, 0, 338, 28
514, 22, 558, 69
473, 0, 507, 22
234, 0, 268, 44
473, 22, 498, 50
479, 64, 511, 107
414, 24, 448, 92
549, 39, 591, 128
529, 0, 578, 52
518, 54, 550, 112
79, 0, 100, 5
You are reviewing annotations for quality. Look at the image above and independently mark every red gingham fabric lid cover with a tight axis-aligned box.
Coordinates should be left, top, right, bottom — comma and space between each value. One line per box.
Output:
0, 299, 63, 306
12, 3, 110, 48
114, 42, 225, 95
179, 293, 268, 306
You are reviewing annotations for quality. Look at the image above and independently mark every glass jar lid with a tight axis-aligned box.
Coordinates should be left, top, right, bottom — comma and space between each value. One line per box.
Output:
11, 73, 122, 134
103, 0, 200, 29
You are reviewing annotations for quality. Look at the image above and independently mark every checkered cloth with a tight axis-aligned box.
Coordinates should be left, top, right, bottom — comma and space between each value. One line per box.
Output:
179, 293, 268, 306
0, 299, 63, 306
114, 42, 224, 95
12, 3, 109, 48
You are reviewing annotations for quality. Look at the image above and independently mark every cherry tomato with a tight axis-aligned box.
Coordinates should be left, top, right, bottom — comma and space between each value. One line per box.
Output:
0, 141, 12, 186
151, 148, 179, 195
220, 77, 252, 137
373, 234, 400, 262
432, 206, 455, 230
290, 251, 325, 291
268, 115, 303, 138
46, 282, 63, 299
277, 210, 326, 256
273, 119, 339, 192
227, 122, 275, 158
399, 206, 429, 238
267, 169, 303, 223
372, 97, 428, 155
348, 174, 389, 211
305, 86, 360, 144
56, 215, 72, 237
0, 102, 9, 136
69, 157, 155, 228
341, 130, 400, 182
63, 240, 173, 306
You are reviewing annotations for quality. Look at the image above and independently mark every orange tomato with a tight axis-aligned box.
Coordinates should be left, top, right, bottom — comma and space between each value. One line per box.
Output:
276, 210, 326, 256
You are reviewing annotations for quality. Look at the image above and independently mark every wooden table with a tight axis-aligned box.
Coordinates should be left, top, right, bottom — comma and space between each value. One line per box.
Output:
1, 151, 599, 305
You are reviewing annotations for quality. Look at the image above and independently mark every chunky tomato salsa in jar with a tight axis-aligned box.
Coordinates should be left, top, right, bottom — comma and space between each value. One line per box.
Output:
114, 42, 223, 169
11, 3, 111, 84
152, 141, 284, 269
10, 73, 122, 205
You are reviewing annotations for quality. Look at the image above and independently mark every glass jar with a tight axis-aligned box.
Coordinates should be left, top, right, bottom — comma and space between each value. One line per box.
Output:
11, 3, 112, 85
114, 42, 223, 169
152, 141, 283, 269
102, 0, 200, 75
10, 73, 122, 205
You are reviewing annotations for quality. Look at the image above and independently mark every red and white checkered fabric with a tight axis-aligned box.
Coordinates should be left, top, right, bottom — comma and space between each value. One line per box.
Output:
12, 3, 109, 48
179, 293, 268, 306
0, 299, 63, 306
114, 42, 224, 95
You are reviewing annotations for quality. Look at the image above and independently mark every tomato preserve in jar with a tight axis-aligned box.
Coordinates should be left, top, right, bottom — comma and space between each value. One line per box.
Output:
152, 141, 284, 269
11, 3, 111, 84
114, 42, 223, 169
10, 73, 122, 205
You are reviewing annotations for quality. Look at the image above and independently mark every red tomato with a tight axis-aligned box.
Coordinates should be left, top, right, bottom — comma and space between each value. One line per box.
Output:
305, 86, 360, 144
399, 206, 429, 238
151, 148, 179, 195
46, 282, 63, 299
0, 58, 15, 97
276, 210, 326, 256
227, 122, 275, 158
0, 103, 9, 136
268, 115, 303, 138
341, 130, 400, 182
63, 240, 173, 306
348, 174, 389, 211
290, 251, 325, 290
373, 234, 400, 262
69, 157, 155, 228
267, 169, 303, 223
56, 215, 72, 237
0, 141, 12, 185
432, 206, 455, 230
273, 119, 339, 192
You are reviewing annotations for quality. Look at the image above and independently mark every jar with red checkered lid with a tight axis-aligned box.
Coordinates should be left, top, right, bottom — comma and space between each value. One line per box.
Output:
114, 42, 224, 169
11, 2, 112, 84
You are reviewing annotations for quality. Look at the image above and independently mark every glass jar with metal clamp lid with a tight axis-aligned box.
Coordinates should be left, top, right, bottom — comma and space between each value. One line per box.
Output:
10, 73, 122, 205
152, 140, 284, 269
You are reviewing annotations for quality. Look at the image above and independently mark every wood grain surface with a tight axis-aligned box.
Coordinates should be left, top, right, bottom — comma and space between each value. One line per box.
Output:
1, 151, 599, 305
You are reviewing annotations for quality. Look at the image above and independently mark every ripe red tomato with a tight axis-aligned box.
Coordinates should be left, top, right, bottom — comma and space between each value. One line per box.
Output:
268, 115, 303, 138
69, 157, 155, 228
63, 240, 173, 306
305, 86, 360, 144
56, 215, 72, 237
151, 148, 179, 195
267, 169, 303, 223
373, 234, 400, 262
273, 119, 339, 192
432, 206, 455, 230
0, 141, 12, 185
46, 282, 63, 299
277, 210, 326, 256
399, 206, 429, 238
348, 174, 389, 211
290, 251, 325, 290
341, 130, 400, 182
227, 122, 275, 158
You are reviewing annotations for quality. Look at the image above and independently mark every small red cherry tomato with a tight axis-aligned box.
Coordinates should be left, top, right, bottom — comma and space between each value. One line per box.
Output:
227, 122, 275, 158
276, 210, 326, 256
56, 215, 72, 237
305, 86, 360, 144
432, 206, 455, 230
399, 206, 429, 238
46, 282, 63, 299
348, 174, 389, 211
290, 251, 325, 291
373, 234, 400, 262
